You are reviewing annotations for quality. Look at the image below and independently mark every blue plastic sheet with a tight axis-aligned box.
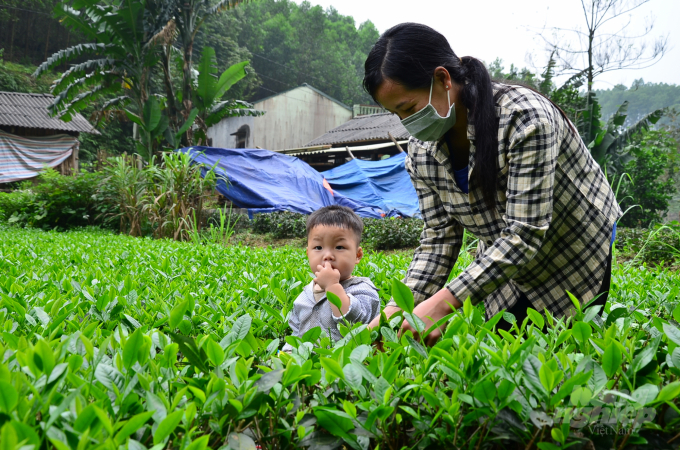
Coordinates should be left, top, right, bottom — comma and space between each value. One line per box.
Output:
321, 152, 421, 218
178, 146, 387, 218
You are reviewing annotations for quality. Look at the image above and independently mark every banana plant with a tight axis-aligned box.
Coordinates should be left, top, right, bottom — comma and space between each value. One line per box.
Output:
588, 101, 666, 175
191, 46, 263, 146
124, 95, 196, 162
34, 0, 168, 122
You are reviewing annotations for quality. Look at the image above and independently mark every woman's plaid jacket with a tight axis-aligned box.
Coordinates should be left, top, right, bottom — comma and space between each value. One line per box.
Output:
388, 83, 623, 319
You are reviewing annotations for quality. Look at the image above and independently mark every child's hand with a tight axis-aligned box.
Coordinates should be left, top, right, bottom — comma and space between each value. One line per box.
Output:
314, 261, 341, 290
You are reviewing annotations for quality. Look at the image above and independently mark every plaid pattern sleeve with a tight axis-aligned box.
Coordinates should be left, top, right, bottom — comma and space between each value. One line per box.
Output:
387, 155, 464, 307
397, 83, 623, 319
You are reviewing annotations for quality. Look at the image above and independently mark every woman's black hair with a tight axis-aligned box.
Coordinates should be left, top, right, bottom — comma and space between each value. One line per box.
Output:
363, 22, 498, 208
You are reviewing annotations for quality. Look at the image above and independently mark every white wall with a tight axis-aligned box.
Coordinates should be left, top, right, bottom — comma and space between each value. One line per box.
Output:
252, 85, 352, 151
207, 116, 254, 149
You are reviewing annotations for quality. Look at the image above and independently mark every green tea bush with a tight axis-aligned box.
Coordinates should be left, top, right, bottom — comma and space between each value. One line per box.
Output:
251, 211, 426, 249
252, 211, 307, 238
0, 188, 36, 222
1, 227, 680, 449
363, 217, 423, 250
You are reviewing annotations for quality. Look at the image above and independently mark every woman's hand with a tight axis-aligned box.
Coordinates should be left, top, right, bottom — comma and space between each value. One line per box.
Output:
367, 305, 402, 330
368, 305, 402, 352
400, 288, 462, 346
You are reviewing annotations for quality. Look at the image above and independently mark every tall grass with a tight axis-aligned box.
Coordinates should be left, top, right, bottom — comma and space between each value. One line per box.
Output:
101, 151, 216, 241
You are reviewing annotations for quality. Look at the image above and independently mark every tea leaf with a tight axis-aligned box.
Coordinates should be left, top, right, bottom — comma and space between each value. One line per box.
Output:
632, 384, 659, 406
115, 410, 154, 445
320, 358, 344, 382
154, 410, 184, 445
0, 381, 18, 413
523, 354, 548, 400
526, 308, 544, 329
231, 314, 252, 341
391, 279, 414, 313
602, 342, 622, 378
169, 299, 188, 329
205, 338, 225, 367
473, 379, 496, 404
123, 328, 143, 370
656, 381, 680, 403
326, 291, 343, 311
572, 322, 592, 344
662, 322, 680, 346
343, 364, 363, 391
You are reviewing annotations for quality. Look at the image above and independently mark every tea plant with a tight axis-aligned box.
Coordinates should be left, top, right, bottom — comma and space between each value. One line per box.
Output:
0, 226, 679, 449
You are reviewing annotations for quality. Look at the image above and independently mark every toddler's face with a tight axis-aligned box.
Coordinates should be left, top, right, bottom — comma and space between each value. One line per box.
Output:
306, 225, 363, 281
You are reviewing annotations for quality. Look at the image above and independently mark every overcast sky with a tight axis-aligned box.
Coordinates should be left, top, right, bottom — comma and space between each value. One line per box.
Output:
301, 0, 679, 90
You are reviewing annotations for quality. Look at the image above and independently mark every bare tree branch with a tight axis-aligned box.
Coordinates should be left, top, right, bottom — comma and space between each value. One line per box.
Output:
533, 0, 669, 93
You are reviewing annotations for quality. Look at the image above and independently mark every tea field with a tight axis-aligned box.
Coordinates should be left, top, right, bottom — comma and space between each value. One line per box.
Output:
1, 226, 680, 450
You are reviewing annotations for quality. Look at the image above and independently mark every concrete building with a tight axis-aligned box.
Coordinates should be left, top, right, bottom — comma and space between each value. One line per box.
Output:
207, 84, 353, 151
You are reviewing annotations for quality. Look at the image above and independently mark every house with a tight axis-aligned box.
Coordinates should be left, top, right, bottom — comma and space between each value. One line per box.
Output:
207, 83, 353, 151
0, 91, 99, 184
277, 112, 410, 170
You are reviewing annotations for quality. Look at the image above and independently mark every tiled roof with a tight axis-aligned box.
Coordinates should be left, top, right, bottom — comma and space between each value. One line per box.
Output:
0, 91, 99, 134
306, 112, 409, 146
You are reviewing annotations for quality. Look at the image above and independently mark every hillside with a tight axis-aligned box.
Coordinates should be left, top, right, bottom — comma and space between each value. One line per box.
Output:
595, 79, 680, 125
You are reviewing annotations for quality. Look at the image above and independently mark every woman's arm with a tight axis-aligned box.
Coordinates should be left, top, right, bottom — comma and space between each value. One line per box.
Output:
369, 149, 464, 330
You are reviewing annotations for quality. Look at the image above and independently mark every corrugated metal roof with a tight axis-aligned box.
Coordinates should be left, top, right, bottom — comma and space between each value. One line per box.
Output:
0, 92, 99, 134
254, 83, 351, 111
306, 112, 409, 146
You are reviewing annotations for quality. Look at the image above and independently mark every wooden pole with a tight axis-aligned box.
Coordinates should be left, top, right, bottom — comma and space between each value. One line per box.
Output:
388, 132, 405, 153
346, 146, 356, 160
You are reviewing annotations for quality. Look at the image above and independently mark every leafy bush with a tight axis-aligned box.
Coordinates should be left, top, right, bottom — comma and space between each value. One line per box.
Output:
251, 211, 426, 249
0, 188, 37, 223
252, 211, 307, 238
616, 223, 680, 265
0, 169, 107, 228
1, 227, 680, 449
618, 130, 679, 227
363, 217, 423, 250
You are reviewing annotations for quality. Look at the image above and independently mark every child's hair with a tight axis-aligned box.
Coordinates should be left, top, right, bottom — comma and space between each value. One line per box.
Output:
306, 205, 364, 244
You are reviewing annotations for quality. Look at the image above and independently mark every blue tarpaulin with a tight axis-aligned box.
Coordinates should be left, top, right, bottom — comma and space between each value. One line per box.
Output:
321, 152, 420, 218
179, 146, 388, 218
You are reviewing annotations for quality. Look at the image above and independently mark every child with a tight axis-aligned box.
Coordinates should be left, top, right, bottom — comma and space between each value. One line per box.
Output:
281, 205, 380, 352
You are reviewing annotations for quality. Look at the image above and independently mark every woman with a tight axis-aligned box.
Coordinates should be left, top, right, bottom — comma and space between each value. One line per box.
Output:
364, 23, 621, 343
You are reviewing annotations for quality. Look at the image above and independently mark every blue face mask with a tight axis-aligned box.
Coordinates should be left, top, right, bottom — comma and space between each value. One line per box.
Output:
400, 79, 456, 142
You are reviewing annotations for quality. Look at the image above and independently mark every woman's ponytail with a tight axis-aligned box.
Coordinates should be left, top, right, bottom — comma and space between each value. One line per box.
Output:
460, 56, 498, 208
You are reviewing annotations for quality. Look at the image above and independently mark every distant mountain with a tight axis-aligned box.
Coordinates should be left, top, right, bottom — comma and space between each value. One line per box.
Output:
595, 79, 680, 126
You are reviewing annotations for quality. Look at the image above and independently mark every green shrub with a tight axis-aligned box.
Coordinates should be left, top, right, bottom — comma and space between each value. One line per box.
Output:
0, 169, 114, 229
363, 217, 423, 250
618, 130, 679, 227
0, 189, 37, 223
252, 211, 307, 238
31, 169, 107, 228
616, 222, 680, 264
251, 211, 426, 249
